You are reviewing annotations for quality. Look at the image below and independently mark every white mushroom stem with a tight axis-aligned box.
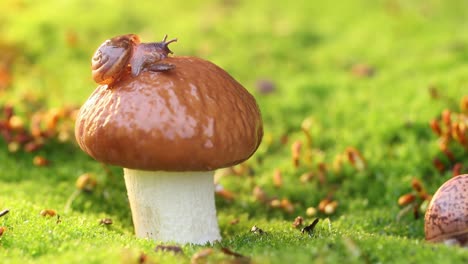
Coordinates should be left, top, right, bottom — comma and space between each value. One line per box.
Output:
123, 168, 221, 244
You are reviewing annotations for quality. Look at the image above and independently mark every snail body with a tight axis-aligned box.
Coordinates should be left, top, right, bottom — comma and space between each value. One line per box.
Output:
91, 34, 177, 86
130, 35, 177, 76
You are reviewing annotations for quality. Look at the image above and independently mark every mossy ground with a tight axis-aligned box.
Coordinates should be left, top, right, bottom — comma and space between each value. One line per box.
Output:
1, 0, 468, 263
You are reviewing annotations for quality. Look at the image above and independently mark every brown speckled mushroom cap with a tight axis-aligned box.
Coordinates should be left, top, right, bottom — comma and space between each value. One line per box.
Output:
424, 174, 468, 244
75, 56, 263, 171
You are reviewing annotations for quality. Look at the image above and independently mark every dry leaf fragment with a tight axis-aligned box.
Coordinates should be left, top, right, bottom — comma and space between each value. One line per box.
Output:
273, 169, 283, 188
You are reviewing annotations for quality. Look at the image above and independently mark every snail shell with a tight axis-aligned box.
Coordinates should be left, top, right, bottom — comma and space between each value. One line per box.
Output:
91, 34, 140, 85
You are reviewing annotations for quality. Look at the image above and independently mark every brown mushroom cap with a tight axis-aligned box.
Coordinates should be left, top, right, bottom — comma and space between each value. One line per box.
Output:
424, 174, 468, 244
75, 56, 263, 171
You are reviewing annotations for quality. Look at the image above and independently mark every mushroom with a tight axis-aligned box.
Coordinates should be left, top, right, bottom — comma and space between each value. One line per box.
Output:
75, 56, 263, 244
424, 174, 468, 246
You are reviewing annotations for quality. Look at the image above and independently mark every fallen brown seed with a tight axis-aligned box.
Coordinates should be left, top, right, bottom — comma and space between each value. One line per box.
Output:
398, 193, 416, 206
432, 158, 445, 173
270, 199, 281, 208
430, 119, 442, 136
306, 207, 317, 217
250, 225, 265, 235
301, 118, 313, 147
33, 155, 49, 166
461, 95, 468, 113
442, 109, 451, 126
8, 115, 24, 130
252, 186, 267, 202
273, 169, 283, 188
76, 173, 97, 192
280, 198, 294, 213
292, 216, 304, 228
24, 141, 43, 152
99, 218, 113, 225
453, 163, 463, 177
324, 201, 338, 215
411, 178, 424, 193
7, 141, 20, 152
40, 209, 57, 217
332, 154, 344, 173
442, 149, 456, 163
3, 105, 13, 120
291, 140, 302, 168
300, 172, 314, 183
345, 147, 366, 171
138, 252, 148, 264
318, 198, 332, 212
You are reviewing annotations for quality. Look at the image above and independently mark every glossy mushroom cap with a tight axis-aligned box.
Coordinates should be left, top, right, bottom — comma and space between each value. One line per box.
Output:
75, 56, 263, 171
424, 174, 468, 245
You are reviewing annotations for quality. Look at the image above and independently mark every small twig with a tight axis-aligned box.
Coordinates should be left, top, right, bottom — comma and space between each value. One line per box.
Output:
301, 218, 320, 237
0, 209, 10, 217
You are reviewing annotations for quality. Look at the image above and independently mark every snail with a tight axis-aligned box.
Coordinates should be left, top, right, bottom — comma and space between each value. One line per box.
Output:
91, 34, 177, 86
424, 174, 468, 246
